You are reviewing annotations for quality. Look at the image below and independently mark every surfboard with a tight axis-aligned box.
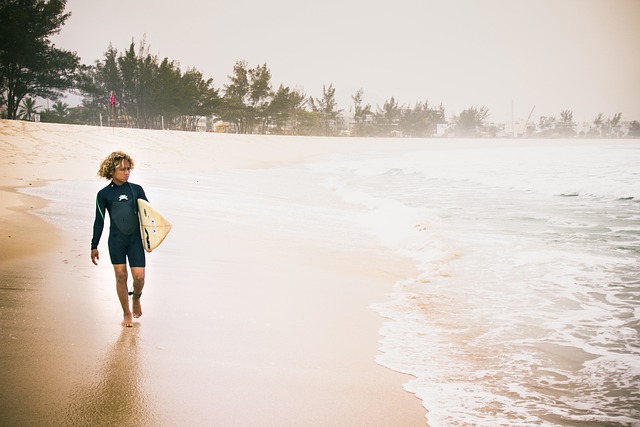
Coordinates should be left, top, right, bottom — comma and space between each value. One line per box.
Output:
137, 199, 172, 252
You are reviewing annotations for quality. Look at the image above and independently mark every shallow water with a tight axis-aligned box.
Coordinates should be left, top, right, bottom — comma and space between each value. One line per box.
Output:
309, 139, 640, 426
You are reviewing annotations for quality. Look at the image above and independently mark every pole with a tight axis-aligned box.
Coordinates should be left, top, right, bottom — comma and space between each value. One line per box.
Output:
512, 99, 516, 138
522, 106, 536, 137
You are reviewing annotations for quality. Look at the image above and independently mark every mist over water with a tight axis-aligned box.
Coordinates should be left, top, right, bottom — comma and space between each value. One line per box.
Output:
311, 139, 640, 426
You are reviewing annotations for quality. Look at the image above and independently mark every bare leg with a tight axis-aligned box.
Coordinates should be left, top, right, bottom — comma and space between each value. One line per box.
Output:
131, 267, 145, 318
113, 264, 133, 327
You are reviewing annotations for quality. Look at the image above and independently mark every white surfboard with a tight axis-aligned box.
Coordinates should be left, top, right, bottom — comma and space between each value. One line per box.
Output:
138, 199, 172, 252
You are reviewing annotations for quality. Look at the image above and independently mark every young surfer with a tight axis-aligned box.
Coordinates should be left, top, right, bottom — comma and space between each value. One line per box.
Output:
91, 151, 149, 327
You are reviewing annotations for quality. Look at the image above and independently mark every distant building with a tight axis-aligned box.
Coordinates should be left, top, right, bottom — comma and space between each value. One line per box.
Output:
213, 121, 232, 133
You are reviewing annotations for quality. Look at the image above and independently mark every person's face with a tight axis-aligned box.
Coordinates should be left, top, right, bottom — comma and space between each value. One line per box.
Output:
112, 160, 131, 185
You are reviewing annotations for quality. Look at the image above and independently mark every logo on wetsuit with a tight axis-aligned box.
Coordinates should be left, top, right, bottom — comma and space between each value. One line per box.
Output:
119, 195, 129, 201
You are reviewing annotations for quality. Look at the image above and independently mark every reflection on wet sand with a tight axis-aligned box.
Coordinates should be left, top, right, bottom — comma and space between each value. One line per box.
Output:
66, 326, 155, 426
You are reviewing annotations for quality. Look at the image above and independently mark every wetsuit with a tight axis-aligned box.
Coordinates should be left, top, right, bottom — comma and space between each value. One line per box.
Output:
91, 181, 148, 267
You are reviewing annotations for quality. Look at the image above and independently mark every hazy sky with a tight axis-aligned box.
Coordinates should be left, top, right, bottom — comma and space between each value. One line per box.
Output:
52, 0, 640, 123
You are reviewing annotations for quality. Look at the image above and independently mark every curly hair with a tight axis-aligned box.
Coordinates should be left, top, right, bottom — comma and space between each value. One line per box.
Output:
97, 151, 135, 180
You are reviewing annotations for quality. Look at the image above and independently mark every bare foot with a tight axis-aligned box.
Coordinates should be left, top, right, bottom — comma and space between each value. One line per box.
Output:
122, 312, 134, 327
132, 297, 142, 319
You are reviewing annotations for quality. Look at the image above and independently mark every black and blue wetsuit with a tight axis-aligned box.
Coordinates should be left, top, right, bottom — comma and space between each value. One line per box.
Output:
91, 181, 148, 267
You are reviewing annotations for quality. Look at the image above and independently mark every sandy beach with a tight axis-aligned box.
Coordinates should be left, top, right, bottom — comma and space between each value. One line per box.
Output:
0, 120, 427, 426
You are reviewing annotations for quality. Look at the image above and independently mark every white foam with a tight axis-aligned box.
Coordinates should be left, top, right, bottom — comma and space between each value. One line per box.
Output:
313, 139, 640, 425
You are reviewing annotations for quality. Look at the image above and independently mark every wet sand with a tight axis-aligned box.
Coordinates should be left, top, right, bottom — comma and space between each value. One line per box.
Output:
0, 120, 427, 426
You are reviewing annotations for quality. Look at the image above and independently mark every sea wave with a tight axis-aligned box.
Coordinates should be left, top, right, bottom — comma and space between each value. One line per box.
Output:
312, 139, 640, 426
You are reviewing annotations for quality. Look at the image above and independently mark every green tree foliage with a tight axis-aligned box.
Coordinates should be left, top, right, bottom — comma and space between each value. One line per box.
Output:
351, 89, 373, 137
266, 85, 307, 135
557, 109, 575, 136
590, 112, 623, 137
219, 61, 273, 133
18, 96, 39, 120
177, 68, 220, 131
219, 61, 249, 133
455, 106, 490, 137
308, 84, 342, 136
74, 44, 121, 125
399, 101, 445, 137
79, 39, 219, 130
591, 113, 605, 136
536, 110, 575, 137
40, 100, 72, 123
609, 112, 622, 137
538, 115, 556, 135
52, 99, 68, 116
0, 0, 80, 119
376, 96, 401, 136
248, 63, 273, 133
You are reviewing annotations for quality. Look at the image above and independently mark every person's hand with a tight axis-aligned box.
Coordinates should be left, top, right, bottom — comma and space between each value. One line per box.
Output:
91, 249, 100, 265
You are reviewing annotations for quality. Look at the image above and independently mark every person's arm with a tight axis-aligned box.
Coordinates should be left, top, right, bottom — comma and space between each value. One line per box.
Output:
91, 192, 106, 265
136, 184, 148, 202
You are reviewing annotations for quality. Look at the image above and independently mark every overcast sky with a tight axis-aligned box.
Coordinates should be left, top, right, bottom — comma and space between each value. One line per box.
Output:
52, 0, 640, 123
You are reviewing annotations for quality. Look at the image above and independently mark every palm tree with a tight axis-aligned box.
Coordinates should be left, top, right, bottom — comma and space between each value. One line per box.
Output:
52, 101, 69, 117
18, 97, 39, 121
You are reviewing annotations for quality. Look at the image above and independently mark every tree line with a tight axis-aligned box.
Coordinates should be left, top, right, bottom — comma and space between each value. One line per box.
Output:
72, 43, 452, 137
2, 0, 639, 138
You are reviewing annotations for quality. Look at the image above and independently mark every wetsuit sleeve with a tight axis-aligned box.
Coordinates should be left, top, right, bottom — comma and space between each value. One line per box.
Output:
91, 191, 106, 249
137, 185, 148, 202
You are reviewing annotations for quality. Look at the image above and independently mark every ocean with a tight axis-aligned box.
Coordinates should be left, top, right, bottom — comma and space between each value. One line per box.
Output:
308, 138, 640, 426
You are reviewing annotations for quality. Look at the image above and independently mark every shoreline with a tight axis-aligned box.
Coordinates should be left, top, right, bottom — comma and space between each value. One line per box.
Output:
0, 120, 427, 426
0, 184, 63, 264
